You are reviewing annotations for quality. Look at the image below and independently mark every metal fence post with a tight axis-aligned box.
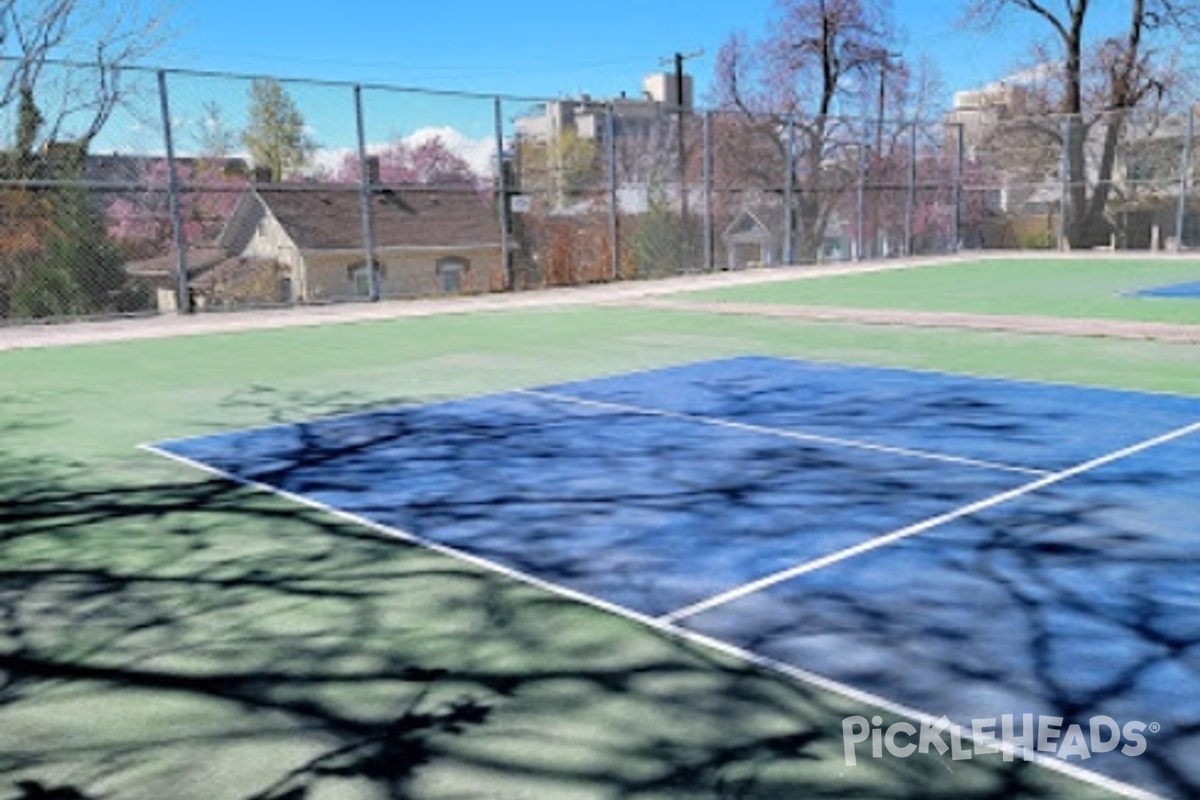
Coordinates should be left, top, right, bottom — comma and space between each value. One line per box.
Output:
784, 115, 796, 265
905, 121, 917, 256
856, 119, 869, 261
1175, 106, 1194, 252
607, 103, 620, 281
157, 70, 191, 314
494, 96, 514, 290
953, 122, 964, 252
703, 110, 714, 271
353, 85, 379, 302
1059, 114, 1071, 250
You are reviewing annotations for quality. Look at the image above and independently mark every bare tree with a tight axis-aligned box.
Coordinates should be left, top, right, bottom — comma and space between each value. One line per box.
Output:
712, 0, 899, 262
962, 0, 1200, 247
0, 0, 171, 158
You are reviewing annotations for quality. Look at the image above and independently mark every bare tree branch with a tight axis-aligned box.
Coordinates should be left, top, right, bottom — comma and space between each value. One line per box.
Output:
1, 0, 172, 150
962, 0, 1200, 247
712, 0, 898, 261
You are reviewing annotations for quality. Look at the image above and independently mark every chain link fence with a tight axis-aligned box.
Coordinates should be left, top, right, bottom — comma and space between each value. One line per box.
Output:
2, 57, 1199, 323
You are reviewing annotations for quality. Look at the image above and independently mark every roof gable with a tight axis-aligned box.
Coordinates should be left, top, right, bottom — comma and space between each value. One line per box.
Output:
723, 209, 776, 241
219, 191, 269, 253
252, 186, 500, 251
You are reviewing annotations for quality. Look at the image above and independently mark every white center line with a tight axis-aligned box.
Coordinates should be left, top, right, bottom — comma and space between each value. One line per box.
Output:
518, 388, 1052, 477
659, 418, 1200, 624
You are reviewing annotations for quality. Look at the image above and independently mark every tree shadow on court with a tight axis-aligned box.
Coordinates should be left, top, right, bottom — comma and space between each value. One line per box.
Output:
944, 470, 1200, 800
631, 377, 1200, 799
0, 435, 501, 799
0, 385, 1143, 800
716, 456, 1200, 800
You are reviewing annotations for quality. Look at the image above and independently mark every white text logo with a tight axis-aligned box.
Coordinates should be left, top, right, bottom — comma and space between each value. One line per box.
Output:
842, 714, 1152, 766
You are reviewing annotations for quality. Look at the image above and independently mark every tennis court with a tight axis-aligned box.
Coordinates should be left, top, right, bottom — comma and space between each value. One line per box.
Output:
3, 256, 1200, 800
677, 257, 1200, 325
1133, 281, 1200, 299
145, 354, 1200, 799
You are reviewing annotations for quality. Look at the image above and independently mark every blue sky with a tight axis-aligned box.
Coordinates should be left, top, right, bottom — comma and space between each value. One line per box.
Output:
88, 1, 1143, 164
163, 1, 1128, 104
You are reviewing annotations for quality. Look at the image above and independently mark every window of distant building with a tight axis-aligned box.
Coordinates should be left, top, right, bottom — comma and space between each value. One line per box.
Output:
436, 257, 469, 294
348, 261, 384, 297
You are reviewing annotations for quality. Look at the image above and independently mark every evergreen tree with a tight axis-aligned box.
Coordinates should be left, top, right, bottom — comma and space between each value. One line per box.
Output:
11, 184, 145, 319
241, 79, 316, 182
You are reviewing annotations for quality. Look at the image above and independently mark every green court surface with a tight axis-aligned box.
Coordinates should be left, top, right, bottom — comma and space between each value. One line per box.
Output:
679, 257, 1200, 324
2, 278, 1199, 799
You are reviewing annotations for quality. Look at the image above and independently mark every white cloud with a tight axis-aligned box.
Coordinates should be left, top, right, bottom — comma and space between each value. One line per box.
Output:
400, 125, 497, 178
309, 126, 496, 180
310, 146, 354, 177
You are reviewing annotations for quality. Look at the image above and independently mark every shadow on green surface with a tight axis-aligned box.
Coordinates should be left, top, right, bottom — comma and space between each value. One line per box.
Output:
0, 390, 1122, 800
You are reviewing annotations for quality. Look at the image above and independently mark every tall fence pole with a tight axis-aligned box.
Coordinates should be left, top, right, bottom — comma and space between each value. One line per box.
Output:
1059, 114, 1072, 250
157, 70, 191, 314
1175, 106, 1194, 252
953, 122, 964, 252
856, 119, 869, 261
904, 121, 917, 256
784, 115, 796, 265
353, 85, 380, 301
606, 103, 620, 280
703, 110, 715, 271
494, 96, 514, 289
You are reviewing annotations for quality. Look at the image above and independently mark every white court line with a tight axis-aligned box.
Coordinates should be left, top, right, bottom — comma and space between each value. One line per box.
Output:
138, 438, 1170, 800
138, 442, 664, 625
518, 388, 1051, 477
150, 356, 730, 448
660, 418, 1200, 625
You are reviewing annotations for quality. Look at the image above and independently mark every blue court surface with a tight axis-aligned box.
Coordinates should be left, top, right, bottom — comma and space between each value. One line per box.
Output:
1132, 280, 1200, 298
149, 356, 1200, 799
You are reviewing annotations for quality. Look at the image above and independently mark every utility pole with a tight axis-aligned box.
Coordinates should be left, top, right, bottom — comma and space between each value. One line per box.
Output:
870, 50, 901, 258
661, 49, 702, 270
660, 51, 703, 202
875, 52, 896, 157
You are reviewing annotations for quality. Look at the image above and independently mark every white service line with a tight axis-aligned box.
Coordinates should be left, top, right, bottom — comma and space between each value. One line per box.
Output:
518, 388, 1051, 477
659, 417, 1200, 624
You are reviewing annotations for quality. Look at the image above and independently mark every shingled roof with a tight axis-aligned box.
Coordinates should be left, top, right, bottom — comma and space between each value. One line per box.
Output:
235, 186, 501, 251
